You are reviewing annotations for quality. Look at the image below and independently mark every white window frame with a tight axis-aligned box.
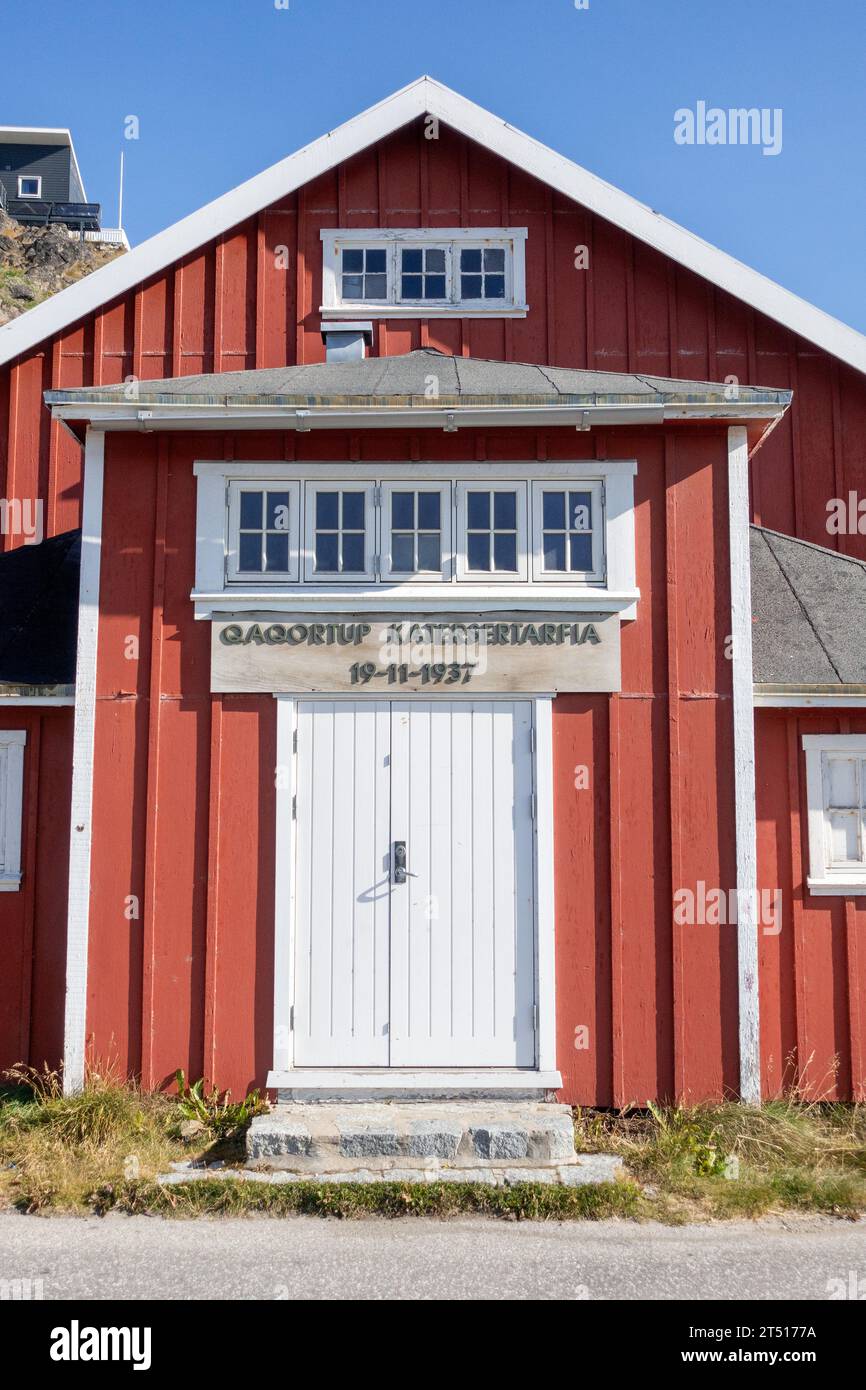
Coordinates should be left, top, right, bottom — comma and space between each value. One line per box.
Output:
381, 481, 453, 582
455, 481, 529, 583
303, 481, 377, 583
192, 460, 638, 615
0, 730, 27, 892
226, 480, 300, 584
321, 228, 528, 318
531, 480, 605, 583
803, 734, 866, 895
17, 175, 42, 198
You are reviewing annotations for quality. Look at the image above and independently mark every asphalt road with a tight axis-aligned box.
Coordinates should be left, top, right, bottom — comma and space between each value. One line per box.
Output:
1, 1212, 865, 1300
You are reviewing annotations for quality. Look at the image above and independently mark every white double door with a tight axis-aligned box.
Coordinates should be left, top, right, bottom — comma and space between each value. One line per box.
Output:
293, 699, 537, 1068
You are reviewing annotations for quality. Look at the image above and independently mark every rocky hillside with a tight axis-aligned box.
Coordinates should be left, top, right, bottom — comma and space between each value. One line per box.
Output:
0, 211, 125, 327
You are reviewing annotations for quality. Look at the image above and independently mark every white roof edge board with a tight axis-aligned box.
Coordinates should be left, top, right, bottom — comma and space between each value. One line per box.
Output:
1, 76, 865, 376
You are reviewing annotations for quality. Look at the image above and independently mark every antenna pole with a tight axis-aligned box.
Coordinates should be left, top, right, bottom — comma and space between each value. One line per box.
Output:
118, 149, 124, 232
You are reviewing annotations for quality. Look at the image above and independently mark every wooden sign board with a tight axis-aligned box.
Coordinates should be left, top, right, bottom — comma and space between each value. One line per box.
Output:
211, 614, 621, 694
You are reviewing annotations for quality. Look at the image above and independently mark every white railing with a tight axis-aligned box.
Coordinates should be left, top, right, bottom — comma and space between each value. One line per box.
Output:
66, 227, 130, 249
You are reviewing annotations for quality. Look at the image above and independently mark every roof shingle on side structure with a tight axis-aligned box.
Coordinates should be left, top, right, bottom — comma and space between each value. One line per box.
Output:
751, 525, 866, 688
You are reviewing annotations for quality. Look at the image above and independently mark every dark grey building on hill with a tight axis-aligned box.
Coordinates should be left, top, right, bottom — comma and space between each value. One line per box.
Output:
0, 126, 99, 231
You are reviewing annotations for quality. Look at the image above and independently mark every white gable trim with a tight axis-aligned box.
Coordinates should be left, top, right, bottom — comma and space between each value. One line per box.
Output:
2, 77, 866, 377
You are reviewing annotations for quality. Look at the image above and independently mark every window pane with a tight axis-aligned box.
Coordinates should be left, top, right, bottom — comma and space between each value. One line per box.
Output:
543, 533, 567, 571
239, 532, 262, 571
266, 533, 289, 572
467, 491, 490, 529
543, 491, 565, 529
392, 492, 415, 529
342, 275, 364, 299
494, 532, 517, 572
425, 275, 447, 299
342, 492, 365, 530
484, 248, 505, 272
569, 491, 593, 532
417, 533, 441, 571
493, 491, 516, 529
392, 533, 415, 571
426, 248, 446, 272
461, 274, 483, 299
315, 533, 339, 572
240, 491, 263, 529
316, 492, 339, 529
341, 532, 365, 572
828, 758, 858, 807
266, 492, 290, 530
402, 248, 423, 273
467, 532, 490, 571
569, 533, 593, 572
418, 492, 440, 528
401, 275, 423, 298
485, 275, 506, 299
461, 248, 482, 273
366, 249, 387, 273
365, 274, 387, 299
829, 812, 860, 862
342, 249, 363, 273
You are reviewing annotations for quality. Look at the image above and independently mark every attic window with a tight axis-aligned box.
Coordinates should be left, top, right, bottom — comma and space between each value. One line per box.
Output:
321, 228, 528, 318
18, 175, 41, 198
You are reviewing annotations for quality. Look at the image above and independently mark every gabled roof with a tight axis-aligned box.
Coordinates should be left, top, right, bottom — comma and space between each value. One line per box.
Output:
0, 125, 88, 201
2, 77, 865, 375
751, 526, 866, 686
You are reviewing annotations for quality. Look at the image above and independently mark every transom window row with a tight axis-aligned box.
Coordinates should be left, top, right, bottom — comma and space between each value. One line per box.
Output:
339, 242, 511, 306
226, 480, 605, 585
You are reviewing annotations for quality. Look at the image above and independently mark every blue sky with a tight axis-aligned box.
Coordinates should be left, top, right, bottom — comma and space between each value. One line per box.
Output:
4, 0, 865, 330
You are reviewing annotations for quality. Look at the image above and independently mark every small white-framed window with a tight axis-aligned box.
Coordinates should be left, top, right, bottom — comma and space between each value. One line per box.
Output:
227, 481, 300, 582
17, 175, 41, 198
321, 229, 528, 317
382, 482, 452, 581
304, 482, 376, 582
341, 245, 388, 303
456, 482, 529, 582
0, 731, 27, 892
803, 735, 866, 895
531, 481, 605, 582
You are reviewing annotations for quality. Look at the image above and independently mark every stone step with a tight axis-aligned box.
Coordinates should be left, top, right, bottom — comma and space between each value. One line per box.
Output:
246, 1101, 577, 1173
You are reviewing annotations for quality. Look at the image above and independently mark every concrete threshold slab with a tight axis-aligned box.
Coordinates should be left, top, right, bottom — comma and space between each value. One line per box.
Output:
158, 1154, 624, 1188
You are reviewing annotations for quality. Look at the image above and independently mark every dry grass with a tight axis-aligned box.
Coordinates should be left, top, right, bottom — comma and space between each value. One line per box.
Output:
575, 1098, 866, 1220
2, 1068, 864, 1221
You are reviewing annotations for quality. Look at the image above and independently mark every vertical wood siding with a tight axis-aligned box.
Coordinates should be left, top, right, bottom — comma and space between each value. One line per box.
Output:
1, 117, 863, 1097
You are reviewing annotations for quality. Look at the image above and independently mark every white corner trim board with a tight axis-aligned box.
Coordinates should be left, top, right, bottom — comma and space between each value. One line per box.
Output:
728, 426, 761, 1105
2, 77, 866, 376
62, 429, 105, 1095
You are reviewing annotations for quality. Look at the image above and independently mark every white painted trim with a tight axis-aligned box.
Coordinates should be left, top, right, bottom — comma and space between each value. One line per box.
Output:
273, 696, 297, 1073
321, 226, 528, 317
0, 695, 74, 706
728, 425, 761, 1105
755, 691, 866, 708
802, 733, 866, 896
1, 77, 862, 376
0, 730, 27, 891
266, 1068, 563, 1092
62, 429, 105, 1095
49, 402, 784, 435
533, 696, 557, 1074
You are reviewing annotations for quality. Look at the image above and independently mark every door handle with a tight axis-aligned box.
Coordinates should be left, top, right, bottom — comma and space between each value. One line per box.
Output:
392, 841, 417, 884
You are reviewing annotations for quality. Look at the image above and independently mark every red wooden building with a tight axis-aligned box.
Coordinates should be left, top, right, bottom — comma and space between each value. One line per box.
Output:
1, 78, 864, 1108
